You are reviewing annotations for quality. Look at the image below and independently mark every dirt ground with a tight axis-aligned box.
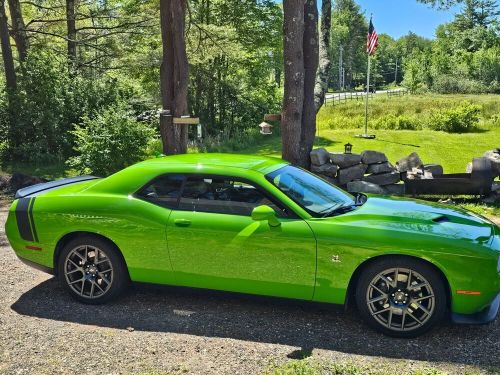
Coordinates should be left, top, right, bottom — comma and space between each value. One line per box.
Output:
0, 199, 499, 375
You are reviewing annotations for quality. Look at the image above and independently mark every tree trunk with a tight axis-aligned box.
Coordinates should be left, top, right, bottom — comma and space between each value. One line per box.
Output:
170, 0, 189, 154
159, 0, 189, 155
281, 0, 305, 165
0, 0, 16, 90
314, 0, 331, 112
300, 0, 319, 169
7, 0, 28, 62
66, 0, 77, 64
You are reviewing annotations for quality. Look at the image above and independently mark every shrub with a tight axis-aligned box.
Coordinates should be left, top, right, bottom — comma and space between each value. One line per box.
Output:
429, 101, 481, 133
67, 105, 155, 176
0, 51, 140, 164
431, 75, 487, 94
372, 114, 422, 130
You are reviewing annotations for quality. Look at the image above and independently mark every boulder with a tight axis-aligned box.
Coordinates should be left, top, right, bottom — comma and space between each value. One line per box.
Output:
424, 164, 443, 176
347, 181, 386, 195
384, 184, 406, 196
483, 150, 500, 177
366, 162, 395, 175
311, 163, 339, 177
396, 152, 423, 172
329, 153, 362, 168
363, 172, 400, 186
361, 150, 388, 165
337, 164, 367, 185
310, 148, 330, 166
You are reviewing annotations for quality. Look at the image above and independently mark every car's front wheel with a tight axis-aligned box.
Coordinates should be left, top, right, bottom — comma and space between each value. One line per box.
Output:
58, 236, 128, 304
355, 257, 447, 338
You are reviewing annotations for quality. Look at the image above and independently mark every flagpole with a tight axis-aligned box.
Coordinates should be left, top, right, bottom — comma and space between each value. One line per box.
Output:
357, 14, 376, 140
364, 54, 371, 136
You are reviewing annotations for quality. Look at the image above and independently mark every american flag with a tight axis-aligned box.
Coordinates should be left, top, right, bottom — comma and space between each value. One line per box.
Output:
367, 18, 378, 55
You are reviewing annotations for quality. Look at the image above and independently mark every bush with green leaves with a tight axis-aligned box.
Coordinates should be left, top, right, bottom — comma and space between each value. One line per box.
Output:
0, 51, 143, 164
372, 114, 422, 130
67, 105, 155, 176
431, 75, 488, 94
429, 101, 481, 133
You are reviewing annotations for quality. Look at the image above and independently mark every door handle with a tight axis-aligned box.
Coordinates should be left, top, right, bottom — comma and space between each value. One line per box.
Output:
174, 219, 192, 227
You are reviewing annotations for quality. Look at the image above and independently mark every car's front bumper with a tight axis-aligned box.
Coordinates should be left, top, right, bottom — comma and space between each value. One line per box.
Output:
452, 293, 500, 325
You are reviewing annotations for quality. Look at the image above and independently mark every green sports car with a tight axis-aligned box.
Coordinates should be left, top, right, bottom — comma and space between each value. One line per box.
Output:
5, 154, 500, 337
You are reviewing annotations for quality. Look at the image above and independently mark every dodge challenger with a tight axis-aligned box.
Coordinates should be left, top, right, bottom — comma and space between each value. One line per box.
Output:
5, 154, 500, 337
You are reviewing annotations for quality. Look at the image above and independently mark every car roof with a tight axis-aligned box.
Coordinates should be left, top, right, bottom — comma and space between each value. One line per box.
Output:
134, 153, 288, 173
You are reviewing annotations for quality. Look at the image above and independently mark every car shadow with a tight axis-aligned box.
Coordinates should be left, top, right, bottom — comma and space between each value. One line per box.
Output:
11, 277, 499, 369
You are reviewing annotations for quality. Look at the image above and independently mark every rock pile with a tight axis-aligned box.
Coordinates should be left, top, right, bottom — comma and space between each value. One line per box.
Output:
473, 149, 500, 178
310, 148, 405, 195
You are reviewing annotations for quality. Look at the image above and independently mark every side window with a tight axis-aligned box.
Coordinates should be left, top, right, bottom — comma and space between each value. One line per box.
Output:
137, 174, 184, 209
178, 176, 285, 216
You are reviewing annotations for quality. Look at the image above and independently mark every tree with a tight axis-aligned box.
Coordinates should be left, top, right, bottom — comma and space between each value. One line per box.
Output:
66, 0, 77, 64
0, 0, 16, 90
159, 0, 189, 155
314, 0, 332, 111
282, 0, 318, 168
454, 0, 499, 28
7, 0, 29, 62
329, 0, 367, 89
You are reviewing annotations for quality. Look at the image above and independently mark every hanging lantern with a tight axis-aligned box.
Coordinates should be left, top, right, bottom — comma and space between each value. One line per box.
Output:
344, 143, 353, 154
259, 121, 273, 135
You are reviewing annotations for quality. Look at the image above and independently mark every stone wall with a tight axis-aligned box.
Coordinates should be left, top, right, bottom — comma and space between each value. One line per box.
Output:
310, 148, 406, 195
310, 147, 499, 201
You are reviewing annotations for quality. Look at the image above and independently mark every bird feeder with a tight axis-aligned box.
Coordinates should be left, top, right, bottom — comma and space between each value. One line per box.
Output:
259, 121, 273, 135
344, 143, 353, 154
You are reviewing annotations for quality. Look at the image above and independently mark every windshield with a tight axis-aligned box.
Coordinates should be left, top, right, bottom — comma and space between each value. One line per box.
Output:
266, 165, 355, 217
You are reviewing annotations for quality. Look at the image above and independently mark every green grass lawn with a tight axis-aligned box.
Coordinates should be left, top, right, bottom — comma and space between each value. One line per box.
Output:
242, 94, 500, 174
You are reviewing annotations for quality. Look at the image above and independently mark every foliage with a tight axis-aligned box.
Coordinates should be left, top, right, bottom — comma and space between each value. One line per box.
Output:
429, 101, 481, 132
0, 51, 136, 164
329, 0, 368, 89
372, 114, 422, 130
402, 0, 500, 93
432, 74, 489, 94
187, 0, 283, 138
67, 104, 155, 176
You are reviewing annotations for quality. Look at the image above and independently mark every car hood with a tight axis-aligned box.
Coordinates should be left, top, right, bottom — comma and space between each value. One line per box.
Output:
339, 195, 495, 243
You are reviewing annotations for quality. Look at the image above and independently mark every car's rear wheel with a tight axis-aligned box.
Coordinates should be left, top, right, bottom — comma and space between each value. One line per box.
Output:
57, 236, 128, 304
355, 257, 447, 338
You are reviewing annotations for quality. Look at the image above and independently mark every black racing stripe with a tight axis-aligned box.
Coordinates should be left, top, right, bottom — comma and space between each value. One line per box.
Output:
28, 197, 39, 242
15, 198, 34, 242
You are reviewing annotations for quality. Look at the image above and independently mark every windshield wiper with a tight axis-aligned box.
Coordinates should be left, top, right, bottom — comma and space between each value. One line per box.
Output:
322, 195, 366, 218
321, 203, 361, 218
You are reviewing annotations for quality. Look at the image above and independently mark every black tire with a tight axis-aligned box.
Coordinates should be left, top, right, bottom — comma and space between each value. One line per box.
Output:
355, 257, 447, 338
57, 235, 129, 304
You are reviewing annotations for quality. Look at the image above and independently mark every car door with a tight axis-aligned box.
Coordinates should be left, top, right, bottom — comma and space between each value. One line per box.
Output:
166, 174, 317, 300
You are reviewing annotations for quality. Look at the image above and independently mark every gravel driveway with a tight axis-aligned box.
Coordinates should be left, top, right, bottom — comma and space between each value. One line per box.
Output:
0, 199, 499, 375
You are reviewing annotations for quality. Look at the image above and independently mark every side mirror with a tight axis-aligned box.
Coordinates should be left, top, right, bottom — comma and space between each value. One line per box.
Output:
251, 205, 281, 227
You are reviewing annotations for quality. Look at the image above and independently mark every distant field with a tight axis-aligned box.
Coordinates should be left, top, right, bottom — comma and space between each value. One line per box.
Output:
317, 93, 500, 131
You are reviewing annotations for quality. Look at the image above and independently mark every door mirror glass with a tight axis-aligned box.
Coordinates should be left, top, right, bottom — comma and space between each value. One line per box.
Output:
251, 205, 281, 227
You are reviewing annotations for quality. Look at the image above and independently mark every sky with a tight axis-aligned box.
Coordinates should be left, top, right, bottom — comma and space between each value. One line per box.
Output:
354, 0, 460, 39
